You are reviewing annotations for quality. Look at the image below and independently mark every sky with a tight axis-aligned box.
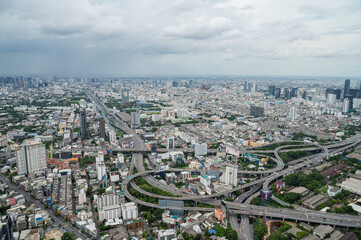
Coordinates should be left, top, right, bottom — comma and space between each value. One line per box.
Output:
0, 0, 361, 77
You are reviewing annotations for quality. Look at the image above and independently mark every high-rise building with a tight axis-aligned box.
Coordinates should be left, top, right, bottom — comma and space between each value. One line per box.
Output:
222, 164, 238, 186
194, 143, 207, 157
291, 87, 298, 98
131, 112, 141, 128
16, 141, 46, 175
344, 79, 351, 96
275, 88, 281, 99
121, 202, 138, 220
97, 163, 106, 181
99, 117, 105, 140
327, 93, 337, 105
302, 90, 308, 100
342, 98, 350, 115
166, 137, 175, 149
80, 110, 87, 139
268, 86, 276, 96
289, 107, 297, 121
107, 129, 116, 144
0, 216, 14, 240
121, 89, 130, 105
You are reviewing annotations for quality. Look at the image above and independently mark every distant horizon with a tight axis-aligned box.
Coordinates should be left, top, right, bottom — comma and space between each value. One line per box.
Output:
1, 73, 360, 80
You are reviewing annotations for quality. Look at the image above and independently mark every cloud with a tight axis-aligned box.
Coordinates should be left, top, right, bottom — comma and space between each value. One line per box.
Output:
0, 0, 360, 76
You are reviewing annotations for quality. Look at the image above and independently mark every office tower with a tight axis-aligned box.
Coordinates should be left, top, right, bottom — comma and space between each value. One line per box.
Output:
342, 98, 350, 115
99, 117, 105, 140
275, 88, 281, 99
289, 107, 297, 121
302, 90, 307, 100
344, 79, 351, 96
194, 143, 207, 157
121, 89, 130, 105
291, 87, 298, 98
166, 137, 175, 149
223, 165, 238, 187
244, 80, 249, 91
172, 81, 179, 87
16, 141, 46, 175
130, 112, 141, 128
252, 83, 257, 92
282, 88, 289, 99
80, 110, 87, 139
335, 89, 341, 99
268, 86, 276, 96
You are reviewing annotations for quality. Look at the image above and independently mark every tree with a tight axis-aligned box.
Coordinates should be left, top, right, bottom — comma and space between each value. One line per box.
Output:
61, 232, 76, 240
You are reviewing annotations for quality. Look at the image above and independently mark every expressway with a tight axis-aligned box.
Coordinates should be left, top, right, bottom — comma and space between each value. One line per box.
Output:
87, 89, 361, 231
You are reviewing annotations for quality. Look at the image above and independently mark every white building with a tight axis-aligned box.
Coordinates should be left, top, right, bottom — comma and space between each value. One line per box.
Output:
327, 93, 337, 105
177, 109, 189, 118
199, 175, 211, 187
194, 143, 207, 157
97, 163, 106, 181
342, 98, 350, 115
222, 164, 238, 187
99, 205, 122, 221
96, 152, 104, 164
98, 194, 120, 209
158, 229, 177, 240
152, 114, 163, 122
16, 141, 47, 175
121, 202, 138, 220
341, 177, 361, 195
289, 107, 297, 121
79, 188, 87, 205
108, 129, 117, 144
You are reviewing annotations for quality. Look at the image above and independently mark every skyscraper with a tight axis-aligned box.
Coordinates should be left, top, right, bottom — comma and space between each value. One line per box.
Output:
80, 110, 87, 139
289, 107, 297, 121
268, 86, 276, 96
121, 89, 130, 105
223, 164, 238, 187
344, 79, 351, 96
99, 117, 106, 140
342, 98, 350, 115
16, 141, 46, 175
291, 87, 298, 98
131, 112, 141, 128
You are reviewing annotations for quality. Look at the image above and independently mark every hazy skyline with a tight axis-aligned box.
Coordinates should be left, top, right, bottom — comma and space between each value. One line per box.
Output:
1, 0, 361, 77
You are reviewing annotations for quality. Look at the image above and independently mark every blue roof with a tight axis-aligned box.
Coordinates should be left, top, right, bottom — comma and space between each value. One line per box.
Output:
209, 229, 217, 235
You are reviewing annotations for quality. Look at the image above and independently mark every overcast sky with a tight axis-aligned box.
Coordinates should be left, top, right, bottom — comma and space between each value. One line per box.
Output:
0, 0, 361, 77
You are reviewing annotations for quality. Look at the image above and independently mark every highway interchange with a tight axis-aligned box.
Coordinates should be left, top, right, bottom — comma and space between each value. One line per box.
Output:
87, 90, 361, 238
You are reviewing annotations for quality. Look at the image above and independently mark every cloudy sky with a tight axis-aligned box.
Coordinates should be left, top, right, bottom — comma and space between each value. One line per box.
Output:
0, 0, 361, 77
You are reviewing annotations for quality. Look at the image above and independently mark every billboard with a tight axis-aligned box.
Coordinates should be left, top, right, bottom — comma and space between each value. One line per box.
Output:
261, 189, 272, 200
226, 147, 239, 157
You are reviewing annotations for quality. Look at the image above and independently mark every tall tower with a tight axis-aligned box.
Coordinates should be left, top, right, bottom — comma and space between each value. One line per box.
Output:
224, 164, 238, 187
99, 117, 106, 140
16, 142, 46, 175
342, 98, 350, 115
121, 89, 130, 105
344, 79, 351, 96
80, 110, 87, 139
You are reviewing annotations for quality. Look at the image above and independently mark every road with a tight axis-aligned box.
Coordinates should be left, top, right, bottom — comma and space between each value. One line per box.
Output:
88, 89, 361, 231
0, 176, 88, 240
